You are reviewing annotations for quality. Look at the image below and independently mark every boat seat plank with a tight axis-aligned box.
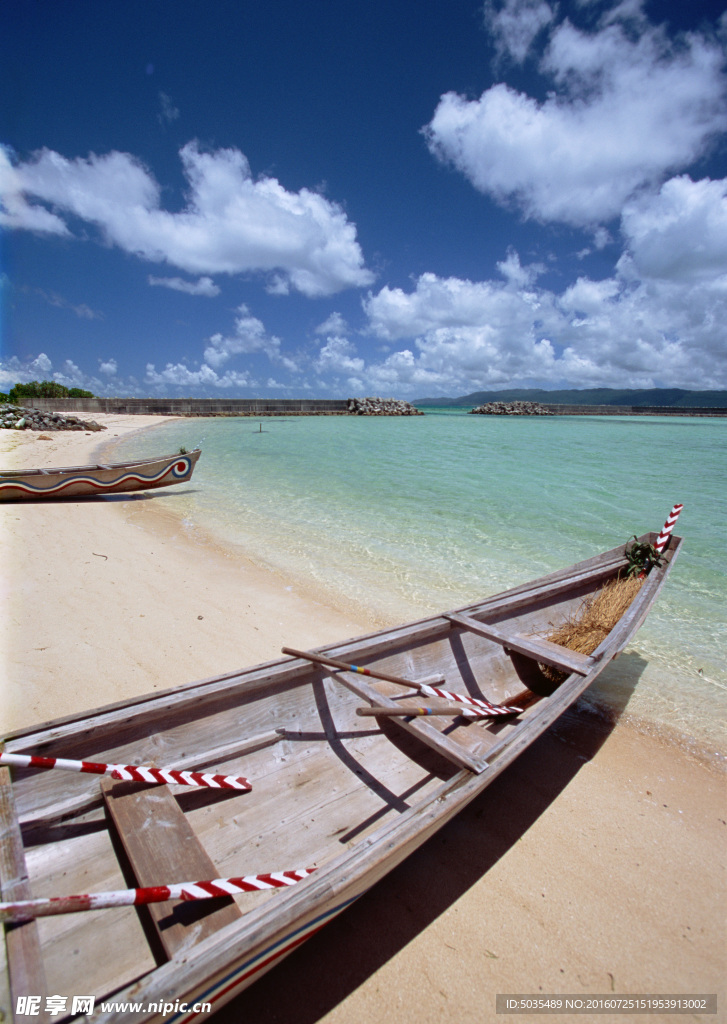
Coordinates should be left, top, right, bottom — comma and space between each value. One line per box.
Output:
331, 671, 489, 774
446, 612, 596, 676
101, 780, 242, 959
0, 767, 49, 1015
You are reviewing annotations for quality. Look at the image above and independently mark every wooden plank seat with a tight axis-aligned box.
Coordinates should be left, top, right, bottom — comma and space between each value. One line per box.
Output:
0, 767, 49, 1020
445, 612, 597, 677
101, 780, 242, 959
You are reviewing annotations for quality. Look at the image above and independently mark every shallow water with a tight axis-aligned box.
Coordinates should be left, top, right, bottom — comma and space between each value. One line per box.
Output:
106, 411, 727, 759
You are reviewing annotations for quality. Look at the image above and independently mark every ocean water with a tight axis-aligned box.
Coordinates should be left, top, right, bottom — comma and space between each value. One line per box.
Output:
105, 411, 726, 760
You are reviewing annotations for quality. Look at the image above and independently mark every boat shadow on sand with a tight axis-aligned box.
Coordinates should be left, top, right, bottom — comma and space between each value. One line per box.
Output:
218, 652, 648, 1024
1, 487, 201, 504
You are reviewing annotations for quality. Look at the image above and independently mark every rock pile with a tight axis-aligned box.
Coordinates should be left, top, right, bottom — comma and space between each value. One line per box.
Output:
347, 397, 423, 415
0, 404, 107, 431
470, 401, 553, 416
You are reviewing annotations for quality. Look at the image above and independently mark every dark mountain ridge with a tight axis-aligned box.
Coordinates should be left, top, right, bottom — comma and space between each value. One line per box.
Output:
415, 388, 727, 409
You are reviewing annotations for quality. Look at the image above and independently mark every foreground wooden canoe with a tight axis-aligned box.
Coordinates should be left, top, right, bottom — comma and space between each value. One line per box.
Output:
0, 449, 201, 501
0, 529, 681, 1023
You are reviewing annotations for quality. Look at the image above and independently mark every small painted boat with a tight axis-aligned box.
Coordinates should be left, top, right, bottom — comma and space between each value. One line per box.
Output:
0, 449, 201, 500
0, 521, 682, 1023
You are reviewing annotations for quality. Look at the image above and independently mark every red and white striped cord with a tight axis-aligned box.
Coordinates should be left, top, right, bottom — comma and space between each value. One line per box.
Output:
417, 683, 520, 716
0, 752, 251, 791
0, 870, 316, 921
654, 503, 684, 553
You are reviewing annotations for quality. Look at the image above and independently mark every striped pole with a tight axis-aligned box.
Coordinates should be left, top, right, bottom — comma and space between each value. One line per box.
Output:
282, 647, 520, 717
0, 752, 252, 791
654, 504, 684, 553
416, 682, 520, 716
0, 870, 315, 922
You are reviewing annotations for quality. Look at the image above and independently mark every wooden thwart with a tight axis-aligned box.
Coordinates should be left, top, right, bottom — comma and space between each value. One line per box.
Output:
446, 612, 596, 677
101, 780, 242, 959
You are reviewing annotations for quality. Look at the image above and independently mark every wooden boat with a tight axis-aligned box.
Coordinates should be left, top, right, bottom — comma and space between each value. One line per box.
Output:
0, 449, 201, 501
0, 527, 681, 1023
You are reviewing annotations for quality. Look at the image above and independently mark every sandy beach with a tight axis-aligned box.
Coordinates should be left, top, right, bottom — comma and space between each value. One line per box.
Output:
1, 415, 724, 1024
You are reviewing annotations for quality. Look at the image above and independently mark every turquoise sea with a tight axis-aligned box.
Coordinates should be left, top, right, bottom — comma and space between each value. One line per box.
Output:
105, 411, 726, 762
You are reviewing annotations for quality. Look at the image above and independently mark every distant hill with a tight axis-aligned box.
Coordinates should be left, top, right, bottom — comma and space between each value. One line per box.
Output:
414, 388, 727, 409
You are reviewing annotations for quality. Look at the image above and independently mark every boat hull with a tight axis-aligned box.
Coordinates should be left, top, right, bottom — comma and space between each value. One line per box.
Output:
0, 450, 201, 501
0, 532, 682, 1022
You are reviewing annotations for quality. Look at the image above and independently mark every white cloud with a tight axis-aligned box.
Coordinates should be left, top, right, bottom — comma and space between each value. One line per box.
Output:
315, 336, 364, 375
99, 359, 118, 375
484, 0, 555, 63
360, 208, 727, 394
426, 7, 727, 226
0, 147, 71, 235
619, 175, 727, 282
145, 362, 254, 389
148, 275, 221, 296
315, 311, 349, 335
1, 141, 374, 297
202, 304, 290, 369
364, 262, 551, 342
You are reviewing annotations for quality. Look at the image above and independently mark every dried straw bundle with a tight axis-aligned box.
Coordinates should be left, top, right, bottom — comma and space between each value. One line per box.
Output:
539, 574, 644, 685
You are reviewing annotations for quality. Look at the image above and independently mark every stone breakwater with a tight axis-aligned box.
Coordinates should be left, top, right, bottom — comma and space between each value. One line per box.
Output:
0, 404, 107, 432
470, 401, 553, 416
347, 397, 423, 415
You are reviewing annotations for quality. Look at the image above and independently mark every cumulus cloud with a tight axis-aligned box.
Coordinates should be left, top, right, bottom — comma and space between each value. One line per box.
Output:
148, 274, 221, 296
425, 4, 727, 226
315, 311, 350, 335
361, 202, 727, 393
315, 336, 365, 375
619, 175, 727, 282
202, 304, 296, 371
145, 362, 255, 389
0, 141, 374, 296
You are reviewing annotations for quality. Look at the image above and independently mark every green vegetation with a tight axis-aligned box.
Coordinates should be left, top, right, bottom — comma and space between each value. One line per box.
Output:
7, 381, 95, 404
624, 537, 663, 577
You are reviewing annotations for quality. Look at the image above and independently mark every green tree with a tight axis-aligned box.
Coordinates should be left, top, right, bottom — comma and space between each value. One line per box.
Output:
8, 380, 95, 403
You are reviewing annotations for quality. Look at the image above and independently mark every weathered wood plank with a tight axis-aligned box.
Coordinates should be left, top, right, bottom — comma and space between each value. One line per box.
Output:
0, 767, 49, 1018
446, 612, 596, 676
101, 781, 242, 959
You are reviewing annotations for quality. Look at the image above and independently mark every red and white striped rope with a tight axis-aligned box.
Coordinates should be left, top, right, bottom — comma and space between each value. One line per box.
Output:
654, 503, 684, 553
0, 870, 315, 922
0, 751, 251, 791
417, 683, 520, 716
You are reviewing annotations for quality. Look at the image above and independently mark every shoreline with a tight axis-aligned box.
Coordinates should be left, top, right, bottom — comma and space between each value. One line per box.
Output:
1, 415, 724, 1022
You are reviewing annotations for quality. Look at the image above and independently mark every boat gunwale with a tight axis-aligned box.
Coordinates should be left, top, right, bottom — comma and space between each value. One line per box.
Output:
0, 449, 201, 481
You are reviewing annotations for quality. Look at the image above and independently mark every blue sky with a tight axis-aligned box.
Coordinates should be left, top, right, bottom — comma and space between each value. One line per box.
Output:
2, 0, 726, 399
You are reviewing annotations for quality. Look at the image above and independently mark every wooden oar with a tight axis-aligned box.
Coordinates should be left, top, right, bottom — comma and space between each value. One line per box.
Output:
282, 646, 521, 716
0, 870, 316, 922
282, 646, 435, 689
357, 704, 482, 718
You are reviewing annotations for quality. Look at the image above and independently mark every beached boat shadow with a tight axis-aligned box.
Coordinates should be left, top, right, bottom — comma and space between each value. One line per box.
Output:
217, 653, 648, 1024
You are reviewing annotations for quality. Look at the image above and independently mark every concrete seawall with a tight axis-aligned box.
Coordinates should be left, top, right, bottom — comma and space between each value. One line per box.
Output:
21, 397, 727, 417
25, 397, 350, 416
